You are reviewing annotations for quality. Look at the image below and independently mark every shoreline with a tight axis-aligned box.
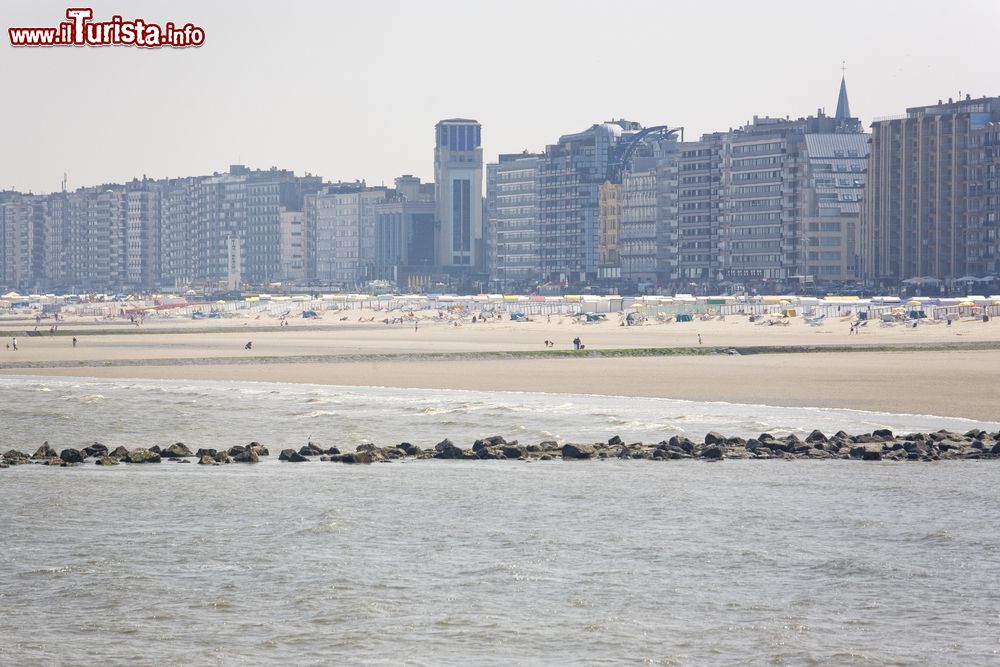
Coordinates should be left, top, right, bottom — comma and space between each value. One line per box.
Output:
3, 314, 997, 421
5, 348, 1000, 421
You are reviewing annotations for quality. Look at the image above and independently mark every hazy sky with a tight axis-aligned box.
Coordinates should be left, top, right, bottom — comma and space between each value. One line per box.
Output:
3, 0, 997, 194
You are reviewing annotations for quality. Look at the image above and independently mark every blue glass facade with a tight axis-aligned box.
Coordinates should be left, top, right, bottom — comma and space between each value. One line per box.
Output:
437, 122, 481, 151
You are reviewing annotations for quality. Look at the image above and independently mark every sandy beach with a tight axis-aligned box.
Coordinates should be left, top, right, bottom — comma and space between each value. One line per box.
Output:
4, 310, 999, 421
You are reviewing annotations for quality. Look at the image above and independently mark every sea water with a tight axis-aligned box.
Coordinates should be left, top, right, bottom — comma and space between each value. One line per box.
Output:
2, 376, 999, 665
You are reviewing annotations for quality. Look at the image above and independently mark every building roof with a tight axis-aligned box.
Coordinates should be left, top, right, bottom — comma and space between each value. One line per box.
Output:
835, 76, 851, 120
804, 133, 870, 158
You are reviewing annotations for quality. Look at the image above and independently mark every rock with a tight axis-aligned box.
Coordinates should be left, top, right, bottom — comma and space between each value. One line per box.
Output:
195, 448, 217, 458
280, 448, 309, 462
127, 448, 161, 464
161, 442, 194, 458
213, 451, 231, 464
473, 435, 506, 450
608, 435, 623, 446
434, 438, 454, 452
3, 449, 29, 463
297, 445, 319, 457
198, 455, 217, 465
669, 435, 695, 453
301, 442, 325, 456
704, 432, 725, 446
992, 442, 1000, 456
562, 443, 596, 459
434, 444, 466, 460
325, 446, 342, 456
82, 443, 108, 457
805, 429, 828, 443
850, 445, 882, 461
700, 445, 724, 459
397, 442, 421, 456
228, 445, 247, 456
109, 446, 130, 459
476, 447, 505, 460
872, 428, 894, 440
539, 454, 553, 461
233, 449, 259, 464
95, 456, 118, 466
539, 440, 560, 451
149, 445, 162, 454
248, 442, 269, 456
502, 444, 526, 459
340, 451, 373, 464
42, 457, 64, 466
59, 448, 85, 464
31, 443, 58, 459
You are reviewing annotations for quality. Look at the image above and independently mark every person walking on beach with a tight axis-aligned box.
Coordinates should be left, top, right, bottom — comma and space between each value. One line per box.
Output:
72, 336, 77, 348
698, 333, 703, 345
11, 337, 17, 351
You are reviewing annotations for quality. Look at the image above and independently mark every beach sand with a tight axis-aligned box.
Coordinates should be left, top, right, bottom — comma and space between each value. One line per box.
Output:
4, 312, 999, 421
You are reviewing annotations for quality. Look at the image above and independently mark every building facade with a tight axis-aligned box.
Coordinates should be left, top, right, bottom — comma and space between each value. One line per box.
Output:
434, 119, 484, 272
487, 152, 542, 290
862, 95, 1000, 283
372, 175, 436, 285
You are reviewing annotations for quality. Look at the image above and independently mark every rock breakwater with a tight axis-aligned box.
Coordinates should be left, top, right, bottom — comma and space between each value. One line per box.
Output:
2, 429, 999, 469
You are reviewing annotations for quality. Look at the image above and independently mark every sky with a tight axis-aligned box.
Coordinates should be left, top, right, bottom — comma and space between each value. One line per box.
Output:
2, 0, 998, 194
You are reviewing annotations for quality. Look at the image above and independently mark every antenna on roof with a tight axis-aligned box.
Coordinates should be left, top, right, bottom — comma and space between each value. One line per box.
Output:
61, 173, 67, 192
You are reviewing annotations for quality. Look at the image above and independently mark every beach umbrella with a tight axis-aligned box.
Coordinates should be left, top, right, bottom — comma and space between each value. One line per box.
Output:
906, 300, 922, 306
959, 301, 975, 307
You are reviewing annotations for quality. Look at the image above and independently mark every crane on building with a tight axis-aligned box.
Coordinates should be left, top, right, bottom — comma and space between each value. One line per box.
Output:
604, 125, 684, 184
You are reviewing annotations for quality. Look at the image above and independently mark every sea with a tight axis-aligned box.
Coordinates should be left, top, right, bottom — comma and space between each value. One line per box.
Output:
2, 376, 999, 665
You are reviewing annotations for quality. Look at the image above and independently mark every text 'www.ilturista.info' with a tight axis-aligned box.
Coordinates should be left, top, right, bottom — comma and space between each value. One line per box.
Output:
8, 8, 205, 48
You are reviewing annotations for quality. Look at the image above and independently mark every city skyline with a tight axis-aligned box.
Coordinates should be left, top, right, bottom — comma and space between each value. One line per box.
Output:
3, 0, 998, 194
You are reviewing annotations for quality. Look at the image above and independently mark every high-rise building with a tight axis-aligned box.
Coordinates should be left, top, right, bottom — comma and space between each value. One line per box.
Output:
966, 119, 1000, 277
124, 185, 160, 288
487, 152, 542, 290
800, 133, 868, 282
538, 121, 640, 284
862, 95, 1000, 283
618, 136, 681, 289
676, 137, 722, 285
0, 195, 43, 290
279, 209, 307, 283
434, 119, 484, 272
373, 175, 436, 285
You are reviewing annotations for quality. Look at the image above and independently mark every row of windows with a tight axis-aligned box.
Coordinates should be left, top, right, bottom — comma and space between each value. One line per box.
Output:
732, 142, 784, 155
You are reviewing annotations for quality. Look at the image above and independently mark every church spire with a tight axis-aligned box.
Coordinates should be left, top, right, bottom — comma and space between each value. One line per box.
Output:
835, 63, 851, 120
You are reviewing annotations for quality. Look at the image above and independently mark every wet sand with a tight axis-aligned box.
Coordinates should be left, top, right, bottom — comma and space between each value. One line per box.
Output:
4, 316, 999, 420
